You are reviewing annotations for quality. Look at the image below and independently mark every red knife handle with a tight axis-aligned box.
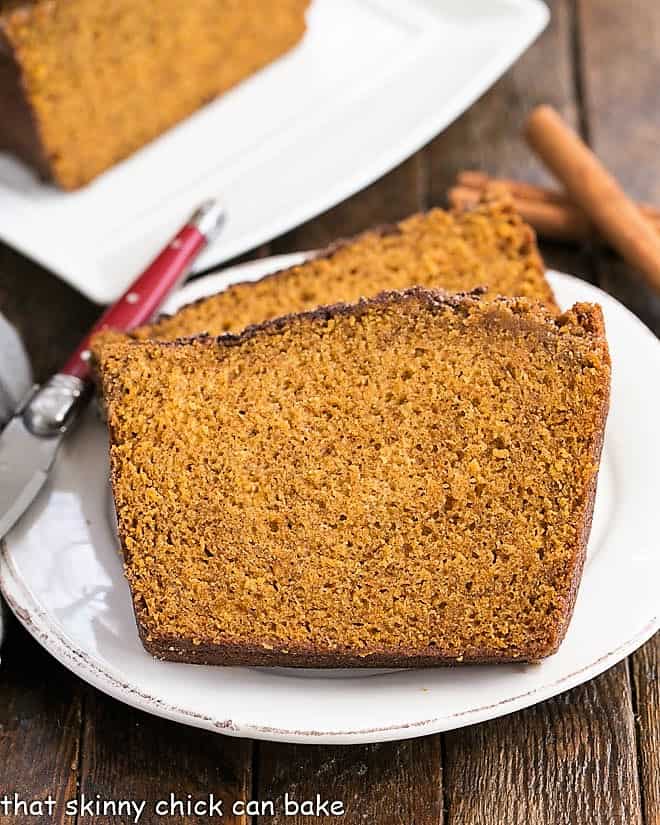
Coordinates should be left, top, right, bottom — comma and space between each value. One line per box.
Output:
61, 224, 209, 382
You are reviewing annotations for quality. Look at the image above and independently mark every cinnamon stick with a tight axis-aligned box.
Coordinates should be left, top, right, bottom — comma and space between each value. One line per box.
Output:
448, 184, 593, 242
457, 171, 569, 206
456, 170, 660, 223
525, 104, 660, 293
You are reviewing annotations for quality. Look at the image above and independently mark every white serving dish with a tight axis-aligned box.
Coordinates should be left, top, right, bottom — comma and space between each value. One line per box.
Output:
0, 0, 548, 303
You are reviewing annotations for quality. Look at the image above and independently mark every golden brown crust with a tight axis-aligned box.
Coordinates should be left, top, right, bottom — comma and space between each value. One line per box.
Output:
91, 196, 555, 368
540, 303, 611, 657
122, 196, 557, 345
139, 629, 552, 668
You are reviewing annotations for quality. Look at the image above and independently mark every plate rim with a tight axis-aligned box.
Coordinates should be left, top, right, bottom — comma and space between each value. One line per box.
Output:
2, 262, 659, 744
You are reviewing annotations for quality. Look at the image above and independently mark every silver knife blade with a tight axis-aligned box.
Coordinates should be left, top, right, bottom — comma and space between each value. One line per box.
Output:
0, 415, 62, 538
0, 202, 226, 540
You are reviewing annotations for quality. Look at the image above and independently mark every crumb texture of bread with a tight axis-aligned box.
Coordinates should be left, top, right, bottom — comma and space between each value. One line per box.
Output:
0, 0, 309, 188
97, 288, 611, 667
125, 198, 556, 345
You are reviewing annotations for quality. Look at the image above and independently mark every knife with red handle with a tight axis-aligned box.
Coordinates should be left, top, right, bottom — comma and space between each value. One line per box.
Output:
64, 201, 224, 381
0, 199, 225, 537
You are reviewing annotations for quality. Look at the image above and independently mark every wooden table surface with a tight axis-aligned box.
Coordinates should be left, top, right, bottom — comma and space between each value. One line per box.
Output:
1, 2, 658, 822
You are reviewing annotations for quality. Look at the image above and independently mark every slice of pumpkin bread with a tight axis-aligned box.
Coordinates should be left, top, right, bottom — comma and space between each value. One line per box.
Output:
97, 288, 610, 667
96, 196, 555, 355
0, 0, 309, 188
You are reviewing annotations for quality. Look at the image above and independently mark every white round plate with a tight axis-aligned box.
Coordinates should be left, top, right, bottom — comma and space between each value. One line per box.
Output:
2, 258, 659, 744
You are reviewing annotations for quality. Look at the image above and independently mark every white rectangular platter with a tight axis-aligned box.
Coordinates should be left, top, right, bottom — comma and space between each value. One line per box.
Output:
0, 0, 548, 303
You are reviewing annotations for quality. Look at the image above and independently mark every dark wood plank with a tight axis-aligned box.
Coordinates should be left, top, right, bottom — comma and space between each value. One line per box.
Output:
0, 615, 80, 825
575, 5, 660, 820
0, 238, 89, 825
631, 638, 660, 825
258, 737, 442, 825
578, 0, 660, 205
421, 3, 644, 823
428, 1, 578, 192
444, 664, 642, 825
578, 0, 660, 334
77, 688, 252, 824
0, 244, 97, 382
427, 0, 593, 282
